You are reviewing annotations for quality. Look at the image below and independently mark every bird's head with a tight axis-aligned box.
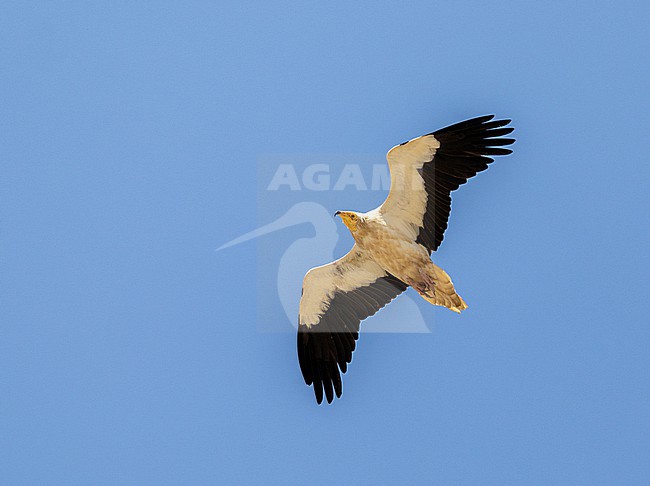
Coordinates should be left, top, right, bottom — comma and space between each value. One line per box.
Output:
334, 210, 363, 232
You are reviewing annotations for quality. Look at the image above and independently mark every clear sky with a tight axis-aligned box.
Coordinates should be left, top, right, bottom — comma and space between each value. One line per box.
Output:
1, 1, 649, 484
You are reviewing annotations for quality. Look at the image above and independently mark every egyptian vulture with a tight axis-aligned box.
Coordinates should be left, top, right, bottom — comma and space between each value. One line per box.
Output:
298, 115, 515, 404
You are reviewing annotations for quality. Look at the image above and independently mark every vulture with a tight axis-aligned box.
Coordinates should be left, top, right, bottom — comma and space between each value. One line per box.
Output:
298, 115, 515, 403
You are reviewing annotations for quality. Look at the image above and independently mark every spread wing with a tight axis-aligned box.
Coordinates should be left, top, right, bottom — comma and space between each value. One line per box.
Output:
298, 245, 407, 404
380, 115, 515, 253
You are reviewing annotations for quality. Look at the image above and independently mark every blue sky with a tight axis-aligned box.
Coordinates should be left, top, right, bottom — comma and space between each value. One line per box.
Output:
1, 1, 649, 484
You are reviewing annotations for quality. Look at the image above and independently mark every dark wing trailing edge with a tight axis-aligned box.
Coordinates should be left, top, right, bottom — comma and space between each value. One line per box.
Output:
417, 115, 515, 252
381, 115, 515, 254
298, 249, 407, 404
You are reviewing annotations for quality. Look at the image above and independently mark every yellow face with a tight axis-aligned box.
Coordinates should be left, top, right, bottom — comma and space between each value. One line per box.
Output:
335, 211, 359, 232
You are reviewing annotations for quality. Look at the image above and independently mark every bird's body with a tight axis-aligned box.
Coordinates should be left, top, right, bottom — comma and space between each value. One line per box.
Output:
297, 115, 515, 404
337, 210, 467, 312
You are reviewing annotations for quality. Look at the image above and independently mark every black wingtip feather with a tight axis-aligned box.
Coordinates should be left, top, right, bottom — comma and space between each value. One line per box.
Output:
415, 115, 515, 253
430, 114, 495, 136
298, 329, 348, 405
485, 127, 515, 137
315, 384, 323, 405
297, 275, 408, 404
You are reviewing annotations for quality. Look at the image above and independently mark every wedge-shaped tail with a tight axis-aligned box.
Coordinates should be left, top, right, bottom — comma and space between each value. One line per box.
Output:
418, 264, 468, 314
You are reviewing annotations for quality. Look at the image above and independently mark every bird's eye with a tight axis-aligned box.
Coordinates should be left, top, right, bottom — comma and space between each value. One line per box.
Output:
350, 214, 356, 220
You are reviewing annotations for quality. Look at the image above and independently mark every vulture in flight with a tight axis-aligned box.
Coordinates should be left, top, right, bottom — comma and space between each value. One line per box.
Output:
298, 115, 515, 404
